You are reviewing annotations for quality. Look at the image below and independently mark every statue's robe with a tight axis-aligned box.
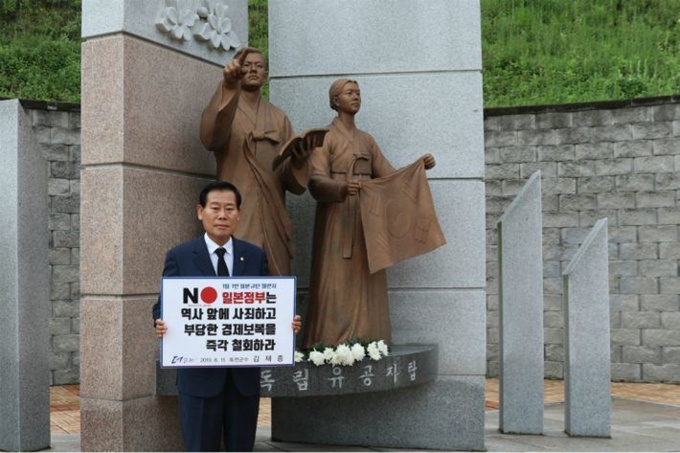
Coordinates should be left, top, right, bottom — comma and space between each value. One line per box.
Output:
303, 117, 397, 348
200, 80, 306, 276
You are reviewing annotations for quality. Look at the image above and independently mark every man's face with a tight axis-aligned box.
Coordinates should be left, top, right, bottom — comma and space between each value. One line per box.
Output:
334, 82, 361, 115
240, 52, 267, 92
197, 190, 240, 245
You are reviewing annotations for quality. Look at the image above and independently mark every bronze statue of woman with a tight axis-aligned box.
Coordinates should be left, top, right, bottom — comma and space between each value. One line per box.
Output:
302, 79, 436, 348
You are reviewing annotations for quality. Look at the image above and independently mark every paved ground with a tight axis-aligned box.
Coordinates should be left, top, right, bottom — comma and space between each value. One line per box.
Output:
49, 379, 680, 452
483, 399, 680, 452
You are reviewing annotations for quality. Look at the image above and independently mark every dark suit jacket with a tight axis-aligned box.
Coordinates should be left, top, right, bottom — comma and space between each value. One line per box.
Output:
152, 235, 268, 398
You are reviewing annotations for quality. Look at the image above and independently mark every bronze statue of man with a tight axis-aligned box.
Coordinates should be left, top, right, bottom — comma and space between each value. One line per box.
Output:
200, 47, 308, 276
302, 79, 437, 348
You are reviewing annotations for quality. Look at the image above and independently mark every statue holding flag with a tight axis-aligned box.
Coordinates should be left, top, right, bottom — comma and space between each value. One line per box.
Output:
301, 78, 445, 349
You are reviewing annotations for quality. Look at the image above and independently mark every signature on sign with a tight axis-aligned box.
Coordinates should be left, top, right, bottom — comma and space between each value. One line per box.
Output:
171, 356, 196, 364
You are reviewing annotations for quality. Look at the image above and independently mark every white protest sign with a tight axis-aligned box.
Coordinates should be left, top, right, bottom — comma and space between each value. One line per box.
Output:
160, 277, 296, 368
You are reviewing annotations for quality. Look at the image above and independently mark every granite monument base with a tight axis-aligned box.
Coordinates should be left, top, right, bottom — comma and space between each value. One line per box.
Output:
271, 376, 485, 451
154, 343, 456, 449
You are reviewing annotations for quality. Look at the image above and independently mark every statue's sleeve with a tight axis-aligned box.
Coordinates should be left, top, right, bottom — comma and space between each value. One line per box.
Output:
199, 80, 240, 152
369, 135, 397, 178
277, 116, 309, 195
308, 136, 347, 203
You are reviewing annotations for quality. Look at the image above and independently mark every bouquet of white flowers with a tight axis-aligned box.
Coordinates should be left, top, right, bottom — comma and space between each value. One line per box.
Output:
295, 338, 389, 366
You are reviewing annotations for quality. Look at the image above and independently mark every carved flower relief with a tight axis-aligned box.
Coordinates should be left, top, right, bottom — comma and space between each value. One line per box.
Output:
194, 0, 242, 50
155, 0, 199, 41
155, 0, 241, 51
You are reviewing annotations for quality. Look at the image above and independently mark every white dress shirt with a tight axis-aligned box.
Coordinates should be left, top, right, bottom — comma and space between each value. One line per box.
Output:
203, 233, 234, 276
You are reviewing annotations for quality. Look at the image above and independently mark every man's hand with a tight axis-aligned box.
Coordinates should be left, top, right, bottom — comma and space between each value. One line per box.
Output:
155, 319, 168, 338
423, 153, 436, 170
291, 315, 302, 335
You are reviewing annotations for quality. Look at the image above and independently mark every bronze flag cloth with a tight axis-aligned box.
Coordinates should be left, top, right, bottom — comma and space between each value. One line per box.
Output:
359, 159, 446, 274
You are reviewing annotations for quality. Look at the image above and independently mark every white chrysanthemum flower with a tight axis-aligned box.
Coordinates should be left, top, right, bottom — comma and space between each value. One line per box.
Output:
367, 342, 382, 361
335, 344, 355, 366
323, 347, 335, 362
309, 350, 326, 366
377, 339, 389, 357
294, 351, 304, 363
351, 343, 366, 362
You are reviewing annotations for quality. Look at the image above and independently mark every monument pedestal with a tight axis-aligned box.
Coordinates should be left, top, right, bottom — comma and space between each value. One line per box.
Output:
156, 344, 438, 397
155, 344, 446, 448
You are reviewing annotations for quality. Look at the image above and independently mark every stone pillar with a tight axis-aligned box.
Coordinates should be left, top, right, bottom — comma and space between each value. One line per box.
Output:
80, 1, 247, 450
0, 100, 50, 451
268, 0, 486, 450
563, 218, 611, 437
498, 171, 544, 434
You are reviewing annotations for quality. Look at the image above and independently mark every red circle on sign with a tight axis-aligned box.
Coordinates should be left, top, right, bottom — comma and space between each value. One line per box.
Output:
200, 287, 218, 304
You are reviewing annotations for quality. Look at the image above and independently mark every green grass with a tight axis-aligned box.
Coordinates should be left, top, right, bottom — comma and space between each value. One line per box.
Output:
248, 0, 268, 58
0, 0, 81, 102
482, 0, 680, 106
248, 0, 269, 98
3, 0, 680, 107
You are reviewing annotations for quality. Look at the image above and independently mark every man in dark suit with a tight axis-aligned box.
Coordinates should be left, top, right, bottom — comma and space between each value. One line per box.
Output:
152, 181, 301, 452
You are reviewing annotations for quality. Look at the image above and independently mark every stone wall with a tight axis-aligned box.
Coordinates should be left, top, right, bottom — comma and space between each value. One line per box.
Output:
485, 96, 680, 383
19, 95, 680, 385
20, 100, 81, 386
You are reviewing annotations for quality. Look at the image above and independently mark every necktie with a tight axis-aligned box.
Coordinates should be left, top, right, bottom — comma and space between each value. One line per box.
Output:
215, 247, 229, 276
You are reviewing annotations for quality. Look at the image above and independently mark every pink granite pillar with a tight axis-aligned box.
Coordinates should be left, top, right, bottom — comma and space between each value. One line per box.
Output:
80, 2, 247, 450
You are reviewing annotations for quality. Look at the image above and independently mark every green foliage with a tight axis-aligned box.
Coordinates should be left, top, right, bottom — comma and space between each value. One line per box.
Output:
1, 0, 81, 41
0, 36, 80, 101
3, 0, 680, 107
0, 0, 81, 101
482, 0, 680, 107
248, 0, 269, 98
248, 0, 268, 58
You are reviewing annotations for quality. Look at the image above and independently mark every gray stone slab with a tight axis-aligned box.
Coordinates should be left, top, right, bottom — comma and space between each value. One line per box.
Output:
390, 290, 487, 375
0, 100, 50, 451
269, 0, 482, 77
497, 171, 544, 434
271, 376, 485, 451
82, 0, 247, 66
563, 218, 612, 437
